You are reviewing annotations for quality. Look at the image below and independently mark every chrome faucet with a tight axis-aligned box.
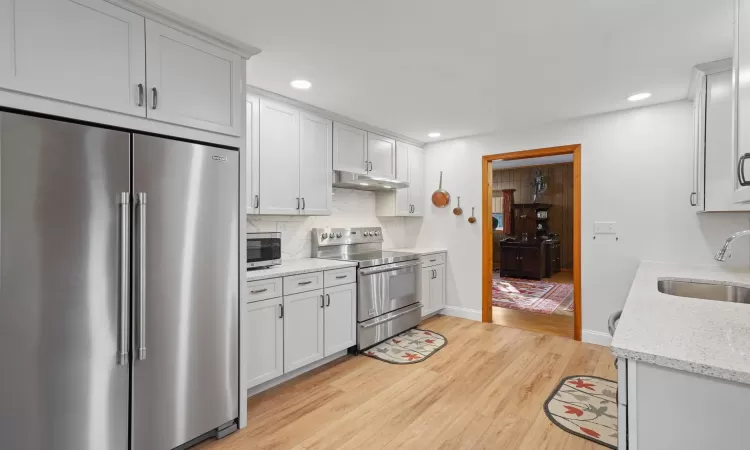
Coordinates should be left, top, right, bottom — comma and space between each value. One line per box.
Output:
715, 230, 750, 261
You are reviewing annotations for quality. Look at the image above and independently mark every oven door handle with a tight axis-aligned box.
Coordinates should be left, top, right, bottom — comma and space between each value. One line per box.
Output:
359, 259, 421, 276
360, 303, 424, 329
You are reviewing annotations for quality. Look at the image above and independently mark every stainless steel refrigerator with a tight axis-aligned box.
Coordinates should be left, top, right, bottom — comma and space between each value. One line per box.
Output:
0, 112, 239, 450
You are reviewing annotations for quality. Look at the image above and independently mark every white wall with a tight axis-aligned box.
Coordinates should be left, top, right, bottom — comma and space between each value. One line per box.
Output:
416, 100, 750, 343
248, 187, 420, 259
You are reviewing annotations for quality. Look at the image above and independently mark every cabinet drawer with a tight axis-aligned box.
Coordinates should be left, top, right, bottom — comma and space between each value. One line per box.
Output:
284, 271, 324, 295
246, 277, 283, 303
324, 267, 356, 287
421, 253, 445, 267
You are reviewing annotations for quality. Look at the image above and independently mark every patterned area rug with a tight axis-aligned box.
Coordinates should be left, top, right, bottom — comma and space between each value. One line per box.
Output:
492, 276, 574, 315
362, 328, 446, 364
544, 375, 618, 449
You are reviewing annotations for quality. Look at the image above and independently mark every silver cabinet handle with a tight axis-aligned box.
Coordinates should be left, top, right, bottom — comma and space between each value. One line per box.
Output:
117, 193, 130, 365
136, 193, 147, 361
254, 194, 259, 208
279, 304, 284, 319
365, 160, 369, 171
326, 294, 331, 307
335, 275, 347, 279
302, 197, 306, 210
433, 269, 437, 279
690, 192, 697, 206
369, 161, 373, 171
137, 84, 144, 107
296, 198, 300, 210
320, 294, 324, 308
429, 259, 437, 262
151, 87, 158, 110
298, 280, 312, 285
250, 288, 268, 294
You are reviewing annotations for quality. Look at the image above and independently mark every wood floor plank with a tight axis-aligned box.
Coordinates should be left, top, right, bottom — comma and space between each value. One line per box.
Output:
197, 315, 615, 450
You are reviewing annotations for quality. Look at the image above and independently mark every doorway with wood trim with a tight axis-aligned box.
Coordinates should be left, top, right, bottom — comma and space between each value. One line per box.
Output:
482, 144, 582, 340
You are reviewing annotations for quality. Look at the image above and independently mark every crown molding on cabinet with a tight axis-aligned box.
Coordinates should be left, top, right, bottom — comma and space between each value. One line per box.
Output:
105, 0, 262, 59
688, 58, 732, 101
246, 85, 426, 148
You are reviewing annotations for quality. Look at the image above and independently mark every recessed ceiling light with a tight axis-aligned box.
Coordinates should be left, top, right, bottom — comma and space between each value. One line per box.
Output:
290, 79, 312, 90
428, 132, 441, 138
627, 92, 651, 102
359, 182, 369, 186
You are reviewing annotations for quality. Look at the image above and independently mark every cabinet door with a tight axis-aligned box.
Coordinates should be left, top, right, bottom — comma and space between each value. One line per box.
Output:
500, 246, 518, 271
259, 99, 300, 215
430, 265, 446, 311
520, 247, 540, 274
396, 141, 410, 183
299, 112, 332, 215
367, 133, 396, 179
692, 76, 706, 210
145, 20, 242, 135
734, 0, 750, 202
246, 95, 261, 214
246, 298, 284, 388
3, 0, 146, 116
283, 289, 325, 372
324, 284, 356, 355
333, 122, 368, 174
421, 266, 433, 315
408, 146, 425, 216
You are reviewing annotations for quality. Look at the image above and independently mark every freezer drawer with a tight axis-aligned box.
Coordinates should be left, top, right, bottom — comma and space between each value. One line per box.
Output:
358, 303, 422, 350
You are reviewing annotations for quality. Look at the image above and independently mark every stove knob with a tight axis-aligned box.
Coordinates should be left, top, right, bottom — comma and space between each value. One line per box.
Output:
374, 231, 380, 236
321, 233, 328, 239
336, 232, 342, 238
364, 231, 370, 236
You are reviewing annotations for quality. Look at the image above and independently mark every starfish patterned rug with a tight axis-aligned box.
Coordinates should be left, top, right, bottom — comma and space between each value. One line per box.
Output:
362, 328, 447, 364
544, 375, 618, 448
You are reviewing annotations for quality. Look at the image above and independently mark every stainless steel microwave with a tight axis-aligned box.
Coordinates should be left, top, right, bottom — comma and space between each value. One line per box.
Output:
246, 232, 281, 269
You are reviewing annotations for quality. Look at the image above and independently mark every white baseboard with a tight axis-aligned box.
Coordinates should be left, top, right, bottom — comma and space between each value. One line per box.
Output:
246, 349, 347, 398
440, 305, 482, 322
582, 329, 612, 346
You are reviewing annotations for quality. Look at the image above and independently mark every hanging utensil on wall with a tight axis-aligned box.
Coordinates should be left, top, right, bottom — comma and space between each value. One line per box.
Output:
432, 171, 451, 208
468, 207, 476, 224
453, 196, 463, 215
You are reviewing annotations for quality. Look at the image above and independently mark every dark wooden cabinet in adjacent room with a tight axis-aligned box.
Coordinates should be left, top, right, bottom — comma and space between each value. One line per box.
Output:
498, 240, 547, 280
545, 240, 561, 276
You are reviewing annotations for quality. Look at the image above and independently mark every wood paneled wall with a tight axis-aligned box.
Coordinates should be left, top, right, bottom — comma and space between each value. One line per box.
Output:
492, 163, 574, 270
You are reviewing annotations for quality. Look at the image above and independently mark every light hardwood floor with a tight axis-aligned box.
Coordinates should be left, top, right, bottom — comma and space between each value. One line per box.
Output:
196, 315, 615, 450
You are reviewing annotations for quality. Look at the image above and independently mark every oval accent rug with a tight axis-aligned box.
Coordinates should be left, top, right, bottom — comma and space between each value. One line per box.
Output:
362, 328, 447, 364
543, 375, 618, 449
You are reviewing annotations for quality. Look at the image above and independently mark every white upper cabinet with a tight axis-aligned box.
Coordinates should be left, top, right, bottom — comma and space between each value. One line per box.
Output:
333, 122, 368, 174
145, 20, 242, 136
246, 95, 261, 214
408, 145, 425, 216
259, 99, 300, 215
1, 0, 146, 116
395, 141, 410, 183
323, 283, 356, 356
299, 112, 333, 215
367, 133, 396, 179
734, 0, 750, 202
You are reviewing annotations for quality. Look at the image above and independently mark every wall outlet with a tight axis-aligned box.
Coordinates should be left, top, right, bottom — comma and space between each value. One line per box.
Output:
594, 221, 617, 234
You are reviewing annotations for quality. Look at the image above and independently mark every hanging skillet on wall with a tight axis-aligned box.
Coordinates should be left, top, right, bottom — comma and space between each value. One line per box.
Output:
453, 197, 463, 215
432, 171, 451, 208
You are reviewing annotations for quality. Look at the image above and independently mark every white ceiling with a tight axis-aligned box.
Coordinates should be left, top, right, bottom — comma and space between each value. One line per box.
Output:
147, 0, 733, 143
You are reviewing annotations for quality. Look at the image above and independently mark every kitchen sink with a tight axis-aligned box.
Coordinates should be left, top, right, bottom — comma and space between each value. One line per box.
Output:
657, 280, 750, 304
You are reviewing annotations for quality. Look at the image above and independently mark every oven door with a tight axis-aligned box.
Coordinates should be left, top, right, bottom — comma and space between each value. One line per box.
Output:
246, 234, 281, 268
357, 259, 420, 322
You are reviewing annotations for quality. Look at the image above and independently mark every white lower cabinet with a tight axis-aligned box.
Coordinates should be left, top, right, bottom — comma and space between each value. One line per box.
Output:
420, 253, 446, 317
246, 298, 284, 389
283, 289, 325, 372
324, 283, 357, 356
619, 358, 750, 449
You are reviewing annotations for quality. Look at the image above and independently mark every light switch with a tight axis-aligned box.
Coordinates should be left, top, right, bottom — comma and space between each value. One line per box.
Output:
594, 221, 616, 234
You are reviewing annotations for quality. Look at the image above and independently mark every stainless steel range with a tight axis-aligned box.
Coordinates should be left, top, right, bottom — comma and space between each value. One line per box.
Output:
312, 227, 422, 350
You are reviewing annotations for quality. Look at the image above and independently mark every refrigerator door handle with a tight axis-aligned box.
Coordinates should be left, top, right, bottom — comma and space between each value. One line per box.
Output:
137, 192, 147, 361
117, 193, 130, 365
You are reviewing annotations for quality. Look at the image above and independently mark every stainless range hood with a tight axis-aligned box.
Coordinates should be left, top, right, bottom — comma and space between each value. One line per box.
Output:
333, 170, 410, 191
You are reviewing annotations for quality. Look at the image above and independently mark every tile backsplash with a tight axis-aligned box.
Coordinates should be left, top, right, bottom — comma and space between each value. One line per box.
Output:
247, 188, 422, 259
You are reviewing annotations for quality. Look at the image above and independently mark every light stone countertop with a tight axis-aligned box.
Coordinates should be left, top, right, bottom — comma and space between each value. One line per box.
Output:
387, 247, 448, 255
246, 258, 358, 282
611, 261, 750, 384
